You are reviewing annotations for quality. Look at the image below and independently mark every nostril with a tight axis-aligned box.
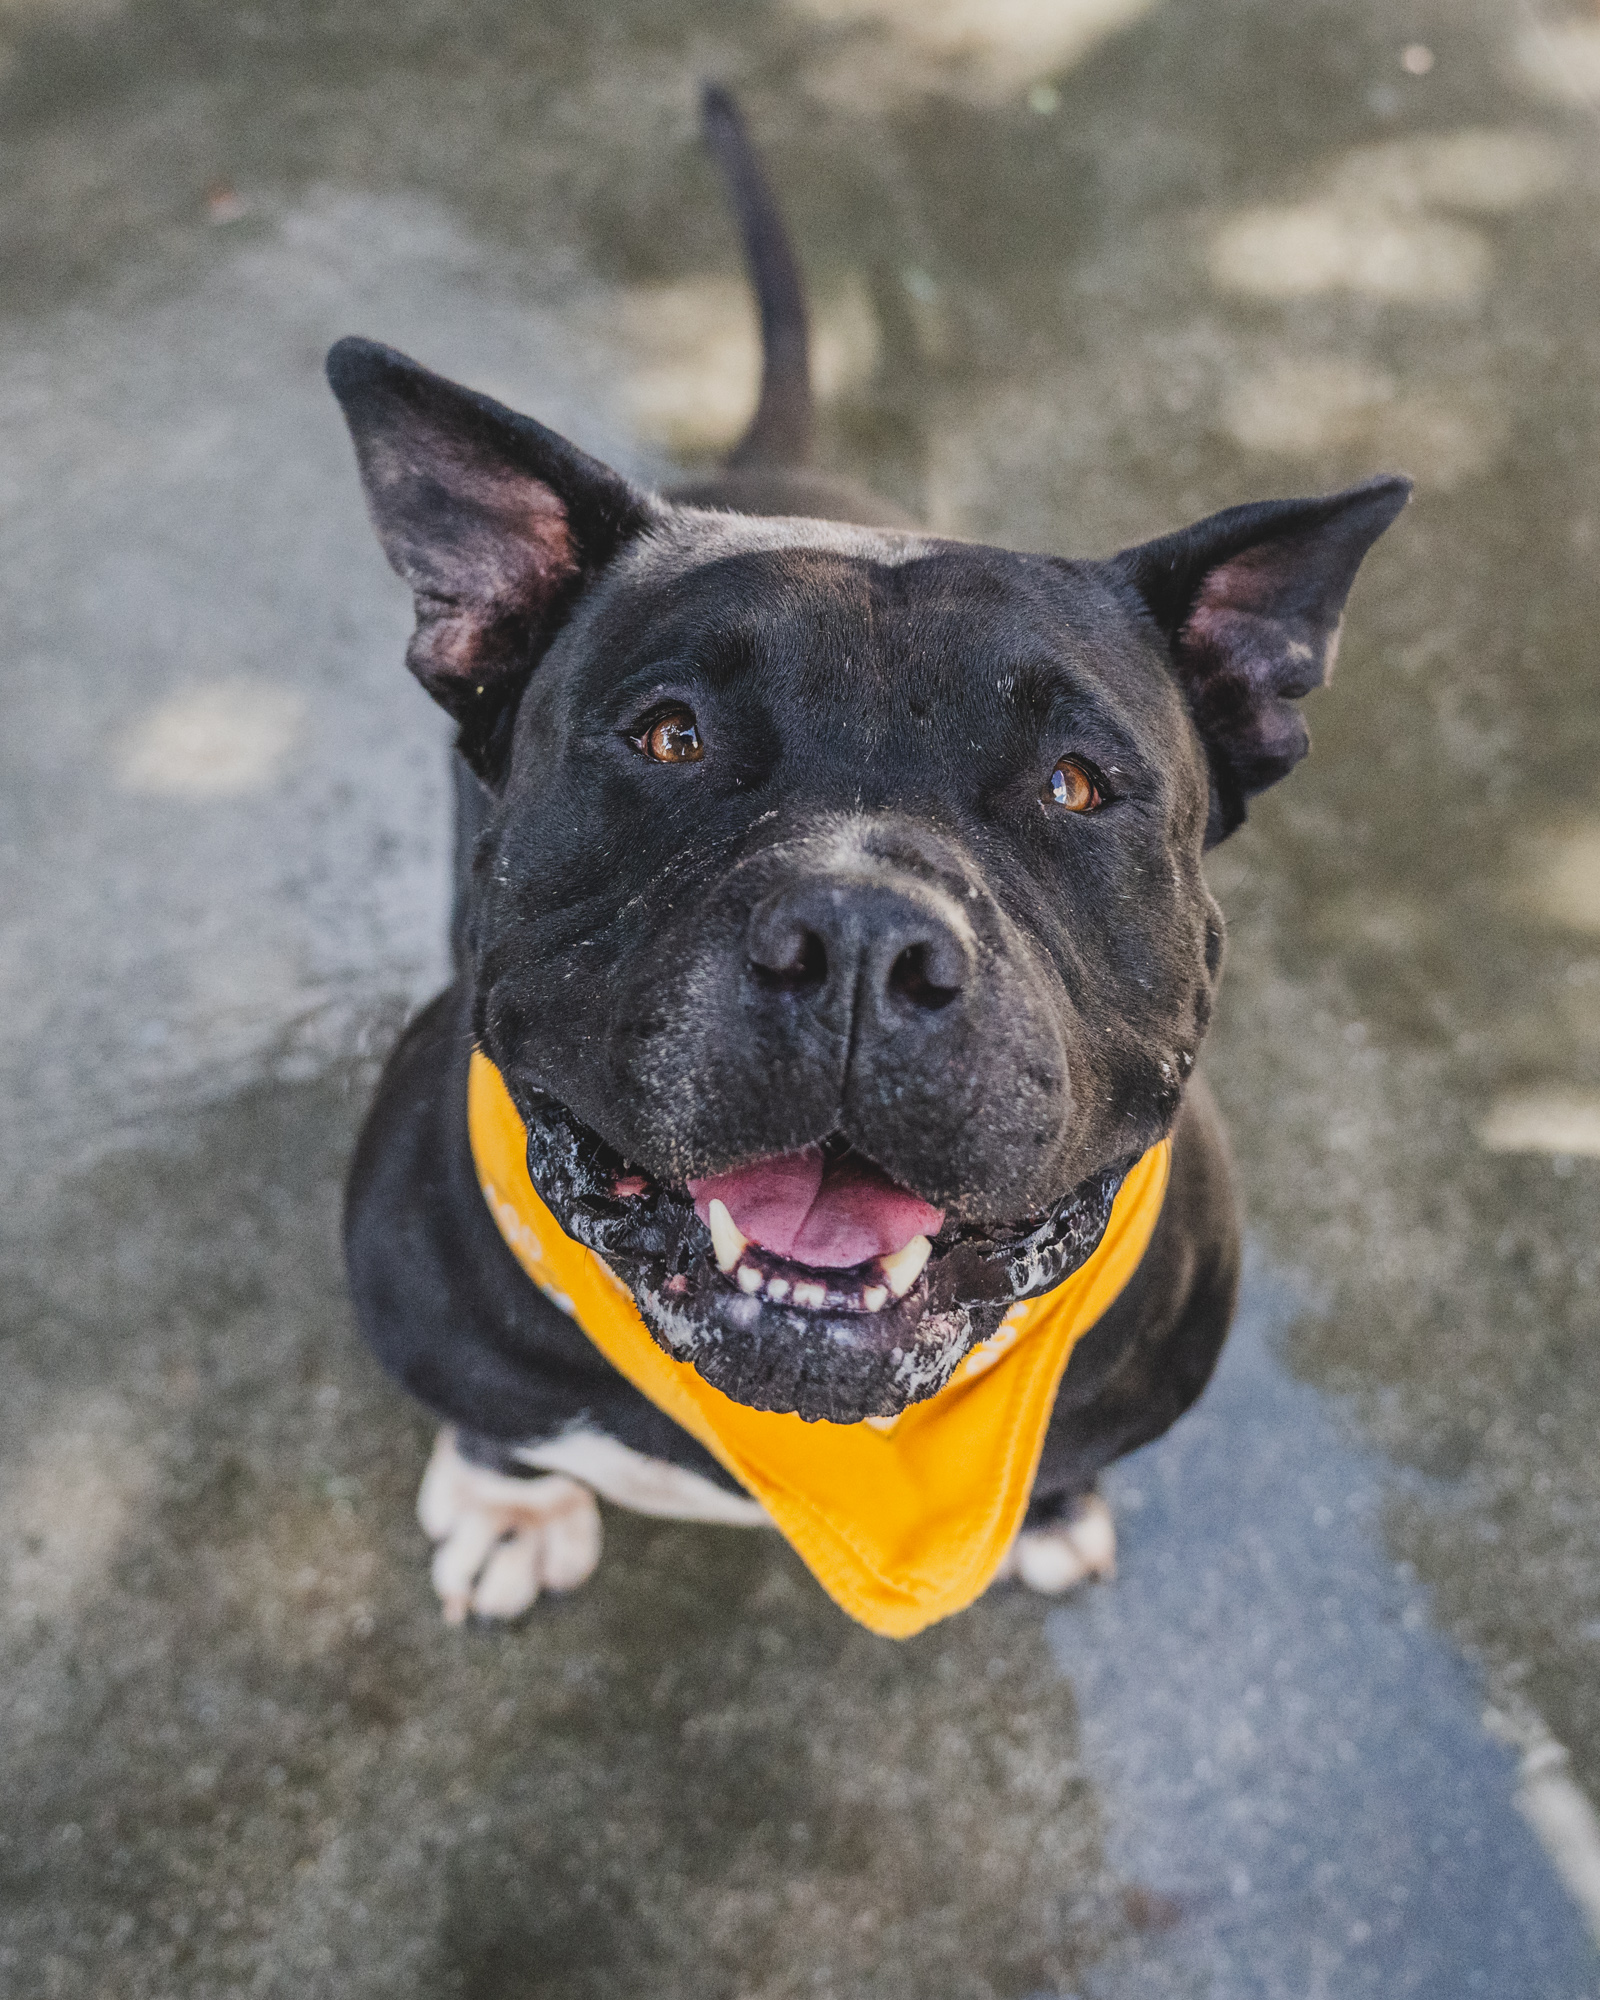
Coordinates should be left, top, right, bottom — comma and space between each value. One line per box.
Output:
888, 941, 963, 1011
748, 879, 974, 1012
749, 922, 828, 993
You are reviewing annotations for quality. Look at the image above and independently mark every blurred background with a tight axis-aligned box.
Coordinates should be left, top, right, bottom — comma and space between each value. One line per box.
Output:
4, 1, 1600, 1994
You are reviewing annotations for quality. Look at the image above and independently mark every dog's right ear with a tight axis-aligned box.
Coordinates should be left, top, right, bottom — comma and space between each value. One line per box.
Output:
1114, 475, 1410, 845
327, 337, 654, 779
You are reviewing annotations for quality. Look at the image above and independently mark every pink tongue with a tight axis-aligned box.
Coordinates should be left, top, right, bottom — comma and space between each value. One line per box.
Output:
689, 1148, 944, 1269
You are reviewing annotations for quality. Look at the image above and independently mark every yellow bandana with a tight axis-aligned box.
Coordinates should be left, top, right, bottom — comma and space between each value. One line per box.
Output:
468, 1049, 1170, 1638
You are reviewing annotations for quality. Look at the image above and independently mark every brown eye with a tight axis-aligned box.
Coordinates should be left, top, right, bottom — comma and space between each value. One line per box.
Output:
1045, 757, 1102, 813
638, 708, 704, 764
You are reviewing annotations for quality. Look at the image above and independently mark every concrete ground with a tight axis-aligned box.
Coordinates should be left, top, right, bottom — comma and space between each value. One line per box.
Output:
4, 0, 1600, 1992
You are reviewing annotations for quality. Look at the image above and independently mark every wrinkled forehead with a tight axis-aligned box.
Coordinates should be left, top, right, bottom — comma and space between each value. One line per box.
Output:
589, 507, 1144, 705
610, 509, 941, 671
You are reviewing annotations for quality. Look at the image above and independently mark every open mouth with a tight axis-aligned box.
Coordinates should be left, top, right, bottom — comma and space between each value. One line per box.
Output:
688, 1139, 945, 1316
513, 1084, 1134, 1424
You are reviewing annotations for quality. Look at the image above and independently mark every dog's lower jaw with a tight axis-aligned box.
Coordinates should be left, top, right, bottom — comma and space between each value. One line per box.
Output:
512, 1083, 1138, 1424
631, 1273, 977, 1424
609, 1150, 1129, 1423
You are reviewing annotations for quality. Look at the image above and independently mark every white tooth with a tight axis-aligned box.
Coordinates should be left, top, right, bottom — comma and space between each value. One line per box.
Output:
737, 1264, 763, 1295
862, 1285, 889, 1313
708, 1199, 748, 1274
792, 1281, 827, 1309
765, 1278, 791, 1302
880, 1235, 932, 1299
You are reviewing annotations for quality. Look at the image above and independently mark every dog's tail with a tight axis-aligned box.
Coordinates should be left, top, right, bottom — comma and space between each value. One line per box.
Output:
701, 84, 812, 470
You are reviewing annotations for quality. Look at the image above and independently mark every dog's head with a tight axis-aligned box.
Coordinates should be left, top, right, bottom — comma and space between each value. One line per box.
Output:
331, 337, 1407, 1422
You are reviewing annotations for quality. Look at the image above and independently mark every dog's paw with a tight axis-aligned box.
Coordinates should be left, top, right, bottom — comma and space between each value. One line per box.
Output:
417, 1428, 602, 1624
998, 1492, 1117, 1596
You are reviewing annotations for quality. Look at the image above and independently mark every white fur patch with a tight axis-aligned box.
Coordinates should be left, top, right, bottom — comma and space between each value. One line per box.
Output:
514, 1429, 769, 1528
995, 1491, 1117, 1596
417, 1429, 603, 1623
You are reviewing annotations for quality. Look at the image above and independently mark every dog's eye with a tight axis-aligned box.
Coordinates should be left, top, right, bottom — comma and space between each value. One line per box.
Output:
635, 707, 704, 764
1044, 757, 1103, 813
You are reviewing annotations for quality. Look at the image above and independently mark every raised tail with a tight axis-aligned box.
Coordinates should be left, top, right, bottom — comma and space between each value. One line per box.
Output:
701, 84, 813, 471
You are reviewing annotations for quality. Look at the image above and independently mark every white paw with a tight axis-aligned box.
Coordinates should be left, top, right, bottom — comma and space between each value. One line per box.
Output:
417, 1428, 602, 1624
998, 1491, 1117, 1596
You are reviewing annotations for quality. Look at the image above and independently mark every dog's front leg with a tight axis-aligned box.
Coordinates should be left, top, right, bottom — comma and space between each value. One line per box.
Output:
996, 1491, 1117, 1596
417, 1428, 602, 1624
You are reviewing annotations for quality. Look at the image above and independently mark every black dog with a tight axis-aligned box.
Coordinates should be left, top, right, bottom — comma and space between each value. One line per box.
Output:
331, 90, 1407, 1630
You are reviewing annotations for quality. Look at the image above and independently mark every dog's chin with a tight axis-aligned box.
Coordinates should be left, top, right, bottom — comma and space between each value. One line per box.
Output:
516, 1089, 1134, 1425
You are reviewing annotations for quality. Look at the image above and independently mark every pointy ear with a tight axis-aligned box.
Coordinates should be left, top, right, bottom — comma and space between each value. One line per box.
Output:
327, 337, 655, 779
1115, 475, 1411, 846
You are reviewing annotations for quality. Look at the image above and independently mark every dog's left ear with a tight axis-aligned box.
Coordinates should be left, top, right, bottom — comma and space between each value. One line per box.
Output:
1115, 474, 1411, 845
327, 337, 655, 778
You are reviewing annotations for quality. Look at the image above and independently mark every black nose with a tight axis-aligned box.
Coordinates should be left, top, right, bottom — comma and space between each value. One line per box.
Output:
746, 876, 975, 1016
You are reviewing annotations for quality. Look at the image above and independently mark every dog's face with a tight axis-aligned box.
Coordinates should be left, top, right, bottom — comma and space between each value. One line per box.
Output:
331, 339, 1407, 1422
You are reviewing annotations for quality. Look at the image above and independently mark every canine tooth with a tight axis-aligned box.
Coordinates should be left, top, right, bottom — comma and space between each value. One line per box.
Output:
766, 1277, 791, 1302
881, 1235, 932, 1299
792, 1281, 827, 1309
737, 1264, 763, 1295
708, 1199, 748, 1274
862, 1285, 889, 1313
